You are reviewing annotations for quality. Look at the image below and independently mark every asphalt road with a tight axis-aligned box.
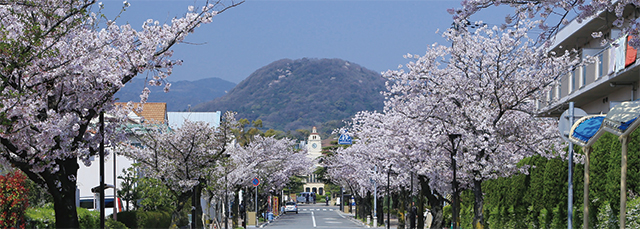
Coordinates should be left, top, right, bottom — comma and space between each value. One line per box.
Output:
264, 204, 365, 229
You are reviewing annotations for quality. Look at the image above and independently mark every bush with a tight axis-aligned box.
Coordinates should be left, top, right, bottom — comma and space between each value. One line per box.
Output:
106, 218, 128, 229
77, 207, 99, 228
115, 211, 138, 229
26, 205, 102, 229
25, 204, 55, 229
0, 170, 30, 228
116, 210, 171, 228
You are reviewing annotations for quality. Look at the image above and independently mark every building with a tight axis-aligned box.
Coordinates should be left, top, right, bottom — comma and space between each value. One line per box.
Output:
167, 111, 221, 128
303, 127, 325, 195
76, 103, 168, 208
538, 4, 639, 117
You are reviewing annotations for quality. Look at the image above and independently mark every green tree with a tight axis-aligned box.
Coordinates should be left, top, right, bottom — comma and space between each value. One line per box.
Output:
117, 167, 141, 211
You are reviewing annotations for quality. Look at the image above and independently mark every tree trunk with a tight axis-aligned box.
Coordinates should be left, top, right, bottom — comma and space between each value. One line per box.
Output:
377, 196, 384, 226
194, 184, 204, 229
417, 179, 425, 229
420, 175, 445, 229
36, 159, 80, 228
397, 191, 406, 229
472, 177, 485, 229
233, 190, 239, 228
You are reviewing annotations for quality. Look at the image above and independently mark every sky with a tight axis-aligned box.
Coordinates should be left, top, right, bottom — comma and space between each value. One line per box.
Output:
100, 0, 512, 84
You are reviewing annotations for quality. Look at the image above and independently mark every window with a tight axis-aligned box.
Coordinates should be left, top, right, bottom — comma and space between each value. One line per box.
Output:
571, 70, 576, 92
597, 53, 604, 78
581, 66, 587, 87
557, 84, 561, 99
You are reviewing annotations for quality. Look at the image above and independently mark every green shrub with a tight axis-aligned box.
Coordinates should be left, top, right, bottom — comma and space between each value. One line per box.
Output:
106, 218, 129, 229
116, 210, 171, 228
115, 210, 138, 228
25, 204, 55, 229
139, 211, 171, 228
77, 207, 99, 228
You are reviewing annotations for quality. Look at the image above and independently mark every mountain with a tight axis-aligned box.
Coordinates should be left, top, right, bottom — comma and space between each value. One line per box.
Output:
114, 77, 236, 111
192, 58, 387, 135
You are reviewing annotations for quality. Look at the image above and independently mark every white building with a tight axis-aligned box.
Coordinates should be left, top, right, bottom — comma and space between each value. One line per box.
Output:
538, 4, 639, 117
303, 126, 325, 196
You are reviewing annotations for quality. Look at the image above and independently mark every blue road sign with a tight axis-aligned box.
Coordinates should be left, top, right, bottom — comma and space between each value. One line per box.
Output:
338, 134, 352, 145
252, 177, 260, 187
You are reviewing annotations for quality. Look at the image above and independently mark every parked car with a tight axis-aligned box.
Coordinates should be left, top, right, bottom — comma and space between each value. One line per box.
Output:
284, 202, 298, 214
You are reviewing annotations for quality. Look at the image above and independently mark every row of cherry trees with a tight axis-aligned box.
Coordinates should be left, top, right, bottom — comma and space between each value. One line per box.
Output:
0, 0, 243, 227
120, 113, 312, 227
325, 21, 577, 229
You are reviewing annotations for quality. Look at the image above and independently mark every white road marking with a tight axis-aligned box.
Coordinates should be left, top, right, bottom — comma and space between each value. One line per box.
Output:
312, 211, 317, 228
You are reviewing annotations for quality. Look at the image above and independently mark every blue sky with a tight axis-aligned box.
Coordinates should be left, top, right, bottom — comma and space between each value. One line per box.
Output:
101, 0, 510, 84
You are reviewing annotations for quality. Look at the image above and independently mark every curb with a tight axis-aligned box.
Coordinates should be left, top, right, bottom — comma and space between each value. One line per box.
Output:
335, 210, 369, 228
257, 214, 280, 228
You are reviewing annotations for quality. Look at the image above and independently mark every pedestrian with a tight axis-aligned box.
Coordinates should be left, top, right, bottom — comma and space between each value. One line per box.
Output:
410, 202, 417, 229
325, 195, 329, 206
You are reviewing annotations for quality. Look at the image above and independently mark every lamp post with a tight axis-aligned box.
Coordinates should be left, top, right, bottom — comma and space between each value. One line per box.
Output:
448, 133, 461, 229
224, 153, 231, 229
387, 164, 392, 229
99, 112, 105, 229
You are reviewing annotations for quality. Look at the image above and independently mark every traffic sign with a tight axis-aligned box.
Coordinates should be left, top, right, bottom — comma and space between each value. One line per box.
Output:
558, 107, 587, 142
252, 177, 260, 187
338, 134, 352, 145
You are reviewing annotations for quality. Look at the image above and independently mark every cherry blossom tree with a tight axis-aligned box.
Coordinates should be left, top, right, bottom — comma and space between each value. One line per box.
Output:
207, 135, 310, 226
0, 1, 242, 227
381, 21, 575, 228
326, 110, 452, 228
451, 0, 640, 46
120, 112, 238, 227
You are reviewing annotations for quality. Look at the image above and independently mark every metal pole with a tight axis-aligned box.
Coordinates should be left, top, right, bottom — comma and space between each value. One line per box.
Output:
584, 147, 591, 229
449, 134, 460, 229
621, 135, 629, 229
410, 171, 414, 229
99, 112, 105, 229
191, 188, 196, 229
341, 187, 344, 212
568, 102, 574, 229
387, 164, 392, 229
374, 165, 377, 227
113, 149, 117, 221
255, 186, 258, 226
225, 172, 228, 229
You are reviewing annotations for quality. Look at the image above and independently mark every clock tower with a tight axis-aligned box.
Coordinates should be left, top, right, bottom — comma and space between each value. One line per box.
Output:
303, 126, 325, 196
306, 126, 322, 160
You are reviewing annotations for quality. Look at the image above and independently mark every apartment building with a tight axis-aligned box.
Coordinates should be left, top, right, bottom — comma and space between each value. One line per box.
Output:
539, 4, 640, 117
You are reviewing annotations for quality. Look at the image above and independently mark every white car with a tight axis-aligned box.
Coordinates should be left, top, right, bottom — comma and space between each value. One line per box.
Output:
284, 202, 298, 214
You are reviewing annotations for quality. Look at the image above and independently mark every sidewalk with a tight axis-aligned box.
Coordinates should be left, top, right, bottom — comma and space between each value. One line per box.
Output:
334, 206, 399, 229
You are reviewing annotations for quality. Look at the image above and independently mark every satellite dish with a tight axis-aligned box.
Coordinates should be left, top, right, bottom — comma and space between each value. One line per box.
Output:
558, 107, 588, 142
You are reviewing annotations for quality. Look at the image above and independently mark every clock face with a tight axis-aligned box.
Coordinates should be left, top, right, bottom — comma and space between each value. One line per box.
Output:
312, 143, 317, 149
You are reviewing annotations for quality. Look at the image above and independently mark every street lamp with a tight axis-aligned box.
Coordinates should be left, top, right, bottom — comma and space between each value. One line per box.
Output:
224, 153, 231, 229
387, 164, 392, 229
448, 133, 462, 229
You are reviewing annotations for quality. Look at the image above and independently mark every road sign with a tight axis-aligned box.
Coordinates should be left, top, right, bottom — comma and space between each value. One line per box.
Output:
252, 177, 260, 187
338, 134, 352, 145
558, 107, 587, 142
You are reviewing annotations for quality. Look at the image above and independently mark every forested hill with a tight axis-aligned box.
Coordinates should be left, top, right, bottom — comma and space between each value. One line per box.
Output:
192, 58, 387, 135
114, 77, 236, 111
